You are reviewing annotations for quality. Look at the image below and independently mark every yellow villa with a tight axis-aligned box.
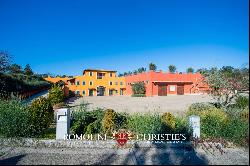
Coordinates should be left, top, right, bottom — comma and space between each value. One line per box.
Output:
45, 69, 126, 96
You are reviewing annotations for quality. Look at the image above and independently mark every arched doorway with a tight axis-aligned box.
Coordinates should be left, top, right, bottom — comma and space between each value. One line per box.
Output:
97, 86, 105, 96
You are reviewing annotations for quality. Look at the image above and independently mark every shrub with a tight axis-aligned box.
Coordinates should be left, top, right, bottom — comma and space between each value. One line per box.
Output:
187, 103, 228, 138
28, 97, 54, 136
240, 109, 249, 122
161, 112, 176, 132
48, 84, 64, 106
235, 95, 249, 109
70, 108, 105, 135
187, 103, 218, 115
70, 120, 83, 135
199, 109, 228, 138
131, 82, 146, 95
70, 110, 95, 135
221, 116, 249, 146
101, 109, 117, 135
131, 94, 146, 97
86, 109, 105, 134
127, 113, 162, 134
175, 117, 192, 139
0, 99, 31, 137
116, 112, 129, 129
188, 102, 249, 145
38, 126, 56, 139
85, 121, 100, 134
53, 102, 68, 109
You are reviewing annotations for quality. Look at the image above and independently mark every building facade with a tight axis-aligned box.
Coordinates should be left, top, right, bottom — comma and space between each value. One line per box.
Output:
45, 69, 210, 97
125, 70, 210, 96
45, 69, 126, 96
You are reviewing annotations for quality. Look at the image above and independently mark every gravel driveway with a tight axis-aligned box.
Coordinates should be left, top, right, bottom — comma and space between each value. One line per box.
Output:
68, 95, 214, 116
0, 143, 248, 165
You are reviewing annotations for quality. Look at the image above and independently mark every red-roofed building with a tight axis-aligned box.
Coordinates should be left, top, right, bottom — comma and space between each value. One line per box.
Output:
125, 70, 210, 96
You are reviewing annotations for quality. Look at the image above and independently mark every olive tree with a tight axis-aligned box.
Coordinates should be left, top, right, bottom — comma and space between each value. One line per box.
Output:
131, 82, 146, 95
205, 68, 248, 108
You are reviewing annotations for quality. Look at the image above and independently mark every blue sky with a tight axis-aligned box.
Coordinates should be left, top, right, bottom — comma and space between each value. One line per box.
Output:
0, 0, 249, 76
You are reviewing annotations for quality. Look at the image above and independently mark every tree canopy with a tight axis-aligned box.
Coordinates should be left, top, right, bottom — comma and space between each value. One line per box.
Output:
0, 51, 11, 72
187, 67, 194, 73
9, 63, 22, 74
24, 64, 34, 76
168, 65, 177, 73
205, 66, 249, 108
131, 82, 146, 95
149, 63, 157, 71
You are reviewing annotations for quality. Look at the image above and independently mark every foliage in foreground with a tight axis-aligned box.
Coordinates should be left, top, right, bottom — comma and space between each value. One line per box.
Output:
0, 97, 54, 138
29, 97, 54, 136
101, 109, 117, 135
70, 102, 105, 135
187, 103, 249, 146
0, 99, 31, 137
69, 102, 249, 146
161, 112, 176, 132
234, 95, 249, 109
48, 84, 64, 106
127, 113, 163, 134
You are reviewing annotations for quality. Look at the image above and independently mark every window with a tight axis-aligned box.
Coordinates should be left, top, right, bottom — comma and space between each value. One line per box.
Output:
110, 73, 112, 77
90, 81, 93, 85
109, 81, 112, 85
75, 90, 80, 95
82, 90, 85, 95
97, 72, 105, 79
76, 81, 80, 85
89, 72, 93, 76
82, 81, 85, 85
169, 85, 176, 92
115, 82, 118, 85
146, 81, 149, 84
120, 82, 123, 85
